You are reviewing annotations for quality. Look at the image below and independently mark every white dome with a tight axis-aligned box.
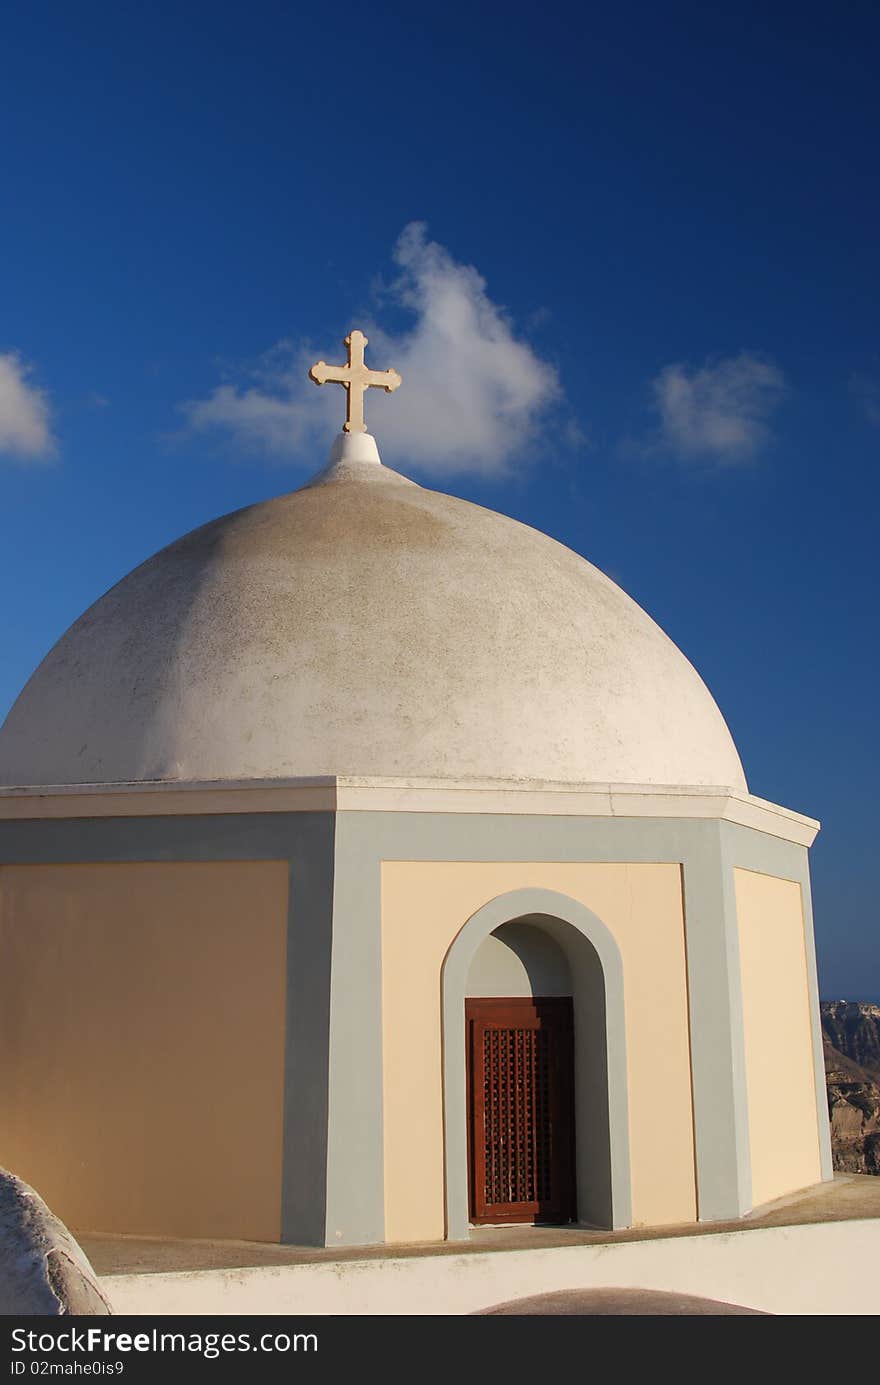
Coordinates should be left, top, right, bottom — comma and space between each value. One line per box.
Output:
0, 437, 746, 790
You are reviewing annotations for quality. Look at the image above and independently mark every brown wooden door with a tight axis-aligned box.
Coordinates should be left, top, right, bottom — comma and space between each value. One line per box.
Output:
467, 996, 576, 1226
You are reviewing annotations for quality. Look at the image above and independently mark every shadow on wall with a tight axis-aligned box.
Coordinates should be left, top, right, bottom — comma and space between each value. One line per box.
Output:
451, 900, 626, 1232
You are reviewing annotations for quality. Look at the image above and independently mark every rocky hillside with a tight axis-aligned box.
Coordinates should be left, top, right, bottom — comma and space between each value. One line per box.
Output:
821, 1001, 880, 1175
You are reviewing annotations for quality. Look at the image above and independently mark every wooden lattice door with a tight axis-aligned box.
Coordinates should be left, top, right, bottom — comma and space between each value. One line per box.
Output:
466, 996, 576, 1225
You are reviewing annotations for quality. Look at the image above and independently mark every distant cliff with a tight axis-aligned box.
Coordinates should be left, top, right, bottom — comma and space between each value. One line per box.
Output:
821, 1001, 880, 1175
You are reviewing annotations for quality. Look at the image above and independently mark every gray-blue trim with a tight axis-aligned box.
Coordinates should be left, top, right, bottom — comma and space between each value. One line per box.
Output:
0, 812, 326, 863
682, 823, 752, 1219
801, 861, 835, 1181
323, 814, 385, 1246
279, 820, 336, 1245
441, 888, 632, 1237
330, 812, 755, 1236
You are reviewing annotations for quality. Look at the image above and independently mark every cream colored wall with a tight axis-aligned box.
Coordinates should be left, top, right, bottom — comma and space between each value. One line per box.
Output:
381, 862, 696, 1243
735, 867, 821, 1207
0, 861, 289, 1242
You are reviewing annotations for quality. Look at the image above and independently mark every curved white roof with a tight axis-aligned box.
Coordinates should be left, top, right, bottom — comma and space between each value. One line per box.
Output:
0, 435, 747, 790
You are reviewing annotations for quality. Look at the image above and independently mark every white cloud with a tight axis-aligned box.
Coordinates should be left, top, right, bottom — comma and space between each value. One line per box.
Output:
0, 353, 55, 461
180, 223, 563, 475
651, 352, 785, 464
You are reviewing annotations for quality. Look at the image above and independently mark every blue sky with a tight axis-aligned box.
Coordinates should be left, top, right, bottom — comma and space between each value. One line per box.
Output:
2, 2, 878, 998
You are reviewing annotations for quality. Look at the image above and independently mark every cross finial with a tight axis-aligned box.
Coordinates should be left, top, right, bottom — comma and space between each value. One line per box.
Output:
309, 330, 401, 434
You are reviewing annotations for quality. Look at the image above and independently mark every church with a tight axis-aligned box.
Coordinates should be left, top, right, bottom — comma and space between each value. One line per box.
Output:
0, 332, 831, 1251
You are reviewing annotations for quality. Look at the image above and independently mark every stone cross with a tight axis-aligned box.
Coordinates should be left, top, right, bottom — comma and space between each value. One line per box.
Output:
309, 330, 402, 434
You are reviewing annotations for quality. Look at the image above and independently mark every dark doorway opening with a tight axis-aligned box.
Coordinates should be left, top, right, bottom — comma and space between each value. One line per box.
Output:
466, 996, 576, 1225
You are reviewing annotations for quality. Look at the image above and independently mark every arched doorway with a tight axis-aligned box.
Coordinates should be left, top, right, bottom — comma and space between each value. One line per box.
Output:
442, 888, 631, 1240
466, 923, 576, 1224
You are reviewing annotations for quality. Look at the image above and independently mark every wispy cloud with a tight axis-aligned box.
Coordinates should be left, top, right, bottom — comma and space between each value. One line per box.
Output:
850, 369, 880, 427
180, 223, 564, 476
651, 352, 786, 465
0, 352, 55, 461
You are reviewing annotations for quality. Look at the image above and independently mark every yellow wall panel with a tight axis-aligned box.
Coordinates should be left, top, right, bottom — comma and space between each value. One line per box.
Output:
735, 867, 821, 1207
0, 861, 288, 1241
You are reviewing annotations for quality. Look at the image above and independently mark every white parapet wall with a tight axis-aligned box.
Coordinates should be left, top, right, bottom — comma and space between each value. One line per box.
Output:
102, 1219, 880, 1317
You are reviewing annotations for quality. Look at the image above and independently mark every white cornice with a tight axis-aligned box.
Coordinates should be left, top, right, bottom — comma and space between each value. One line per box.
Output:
0, 776, 820, 845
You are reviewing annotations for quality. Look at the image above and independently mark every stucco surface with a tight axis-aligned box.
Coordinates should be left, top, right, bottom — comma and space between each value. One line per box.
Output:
735, 867, 822, 1205
0, 861, 288, 1242
0, 443, 746, 789
466, 922, 573, 997
380, 861, 696, 1243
